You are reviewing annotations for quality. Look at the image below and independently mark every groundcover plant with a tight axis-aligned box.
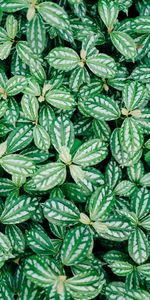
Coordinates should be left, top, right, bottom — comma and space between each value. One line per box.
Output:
0, 0, 150, 299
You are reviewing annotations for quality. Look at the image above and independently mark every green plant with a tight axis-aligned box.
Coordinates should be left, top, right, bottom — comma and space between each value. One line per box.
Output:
0, 0, 150, 299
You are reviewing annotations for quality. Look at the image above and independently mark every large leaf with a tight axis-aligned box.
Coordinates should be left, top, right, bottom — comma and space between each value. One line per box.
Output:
6, 75, 28, 96
0, 195, 38, 224
24, 255, 57, 288
33, 125, 50, 151
86, 54, 117, 78
84, 95, 120, 121
47, 47, 80, 71
66, 271, 105, 299
51, 115, 74, 153
122, 81, 147, 111
26, 162, 66, 191
27, 228, 56, 255
120, 118, 143, 155
43, 198, 80, 226
0, 154, 36, 176
21, 94, 39, 122
7, 124, 33, 153
131, 187, 150, 219
73, 139, 108, 167
89, 186, 114, 221
37, 1, 70, 30
132, 16, 150, 34
46, 88, 76, 110
27, 14, 46, 55
0, 0, 29, 12
5, 224, 25, 253
98, 0, 119, 31
110, 31, 136, 59
61, 225, 93, 265
128, 228, 149, 264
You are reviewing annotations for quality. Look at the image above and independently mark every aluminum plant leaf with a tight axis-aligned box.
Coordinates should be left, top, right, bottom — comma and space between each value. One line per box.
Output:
110, 31, 136, 59
26, 162, 66, 191
51, 115, 74, 153
128, 228, 149, 264
47, 47, 80, 71
37, 1, 71, 30
98, 0, 119, 31
86, 54, 117, 78
89, 186, 115, 221
24, 255, 57, 288
84, 95, 120, 121
0, 154, 36, 176
73, 139, 108, 167
7, 124, 33, 153
0, 194, 38, 224
43, 198, 80, 226
61, 225, 93, 266
33, 124, 50, 151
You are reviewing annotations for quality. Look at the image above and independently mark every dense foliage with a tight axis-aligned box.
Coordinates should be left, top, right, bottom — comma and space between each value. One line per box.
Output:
0, 0, 150, 299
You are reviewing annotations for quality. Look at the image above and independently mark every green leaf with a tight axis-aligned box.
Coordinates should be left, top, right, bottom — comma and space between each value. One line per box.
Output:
62, 182, 87, 203
6, 14, 17, 39
122, 81, 147, 111
0, 194, 38, 224
61, 225, 93, 265
114, 180, 136, 197
6, 75, 28, 96
89, 186, 114, 221
24, 255, 57, 288
21, 94, 39, 122
130, 65, 150, 83
110, 31, 136, 59
0, 0, 29, 12
26, 162, 66, 191
105, 160, 122, 189
120, 118, 143, 155
84, 95, 120, 121
98, 0, 119, 31
66, 271, 105, 299
27, 228, 56, 255
124, 288, 150, 300
0, 178, 16, 196
132, 16, 150, 34
139, 173, 150, 187
69, 66, 90, 92
137, 263, 150, 278
70, 165, 105, 194
99, 217, 132, 241
7, 124, 33, 153
5, 224, 25, 253
51, 115, 74, 153
86, 54, 117, 78
73, 139, 108, 167
131, 188, 150, 219
92, 119, 111, 142
109, 261, 133, 276
0, 154, 36, 176
46, 88, 75, 110
127, 161, 144, 183
105, 282, 126, 300
39, 104, 55, 134
33, 125, 50, 151
0, 41, 12, 60
37, 1, 70, 30
27, 14, 46, 55
47, 47, 80, 71
19, 279, 41, 300
128, 228, 149, 264
43, 198, 80, 226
